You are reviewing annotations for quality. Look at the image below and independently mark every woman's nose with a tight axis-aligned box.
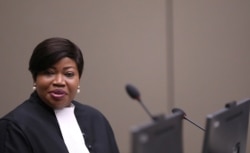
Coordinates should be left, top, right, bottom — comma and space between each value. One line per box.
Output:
53, 74, 65, 86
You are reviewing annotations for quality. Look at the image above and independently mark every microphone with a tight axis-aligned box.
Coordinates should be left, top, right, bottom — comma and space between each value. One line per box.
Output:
125, 84, 159, 121
172, 108, 205, 131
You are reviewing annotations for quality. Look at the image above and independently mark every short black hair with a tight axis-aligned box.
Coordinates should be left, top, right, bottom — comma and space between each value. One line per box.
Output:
29, 37, 84, 81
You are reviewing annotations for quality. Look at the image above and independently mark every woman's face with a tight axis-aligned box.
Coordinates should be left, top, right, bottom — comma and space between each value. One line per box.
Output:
35, 57, 80, 109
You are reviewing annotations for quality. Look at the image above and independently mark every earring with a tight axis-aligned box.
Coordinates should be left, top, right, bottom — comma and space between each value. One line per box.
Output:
77, 85, 80, 93
33, 83, 36, 90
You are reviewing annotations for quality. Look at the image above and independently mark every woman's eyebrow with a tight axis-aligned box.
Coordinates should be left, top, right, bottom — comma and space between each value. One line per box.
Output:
63, 66, 77, 70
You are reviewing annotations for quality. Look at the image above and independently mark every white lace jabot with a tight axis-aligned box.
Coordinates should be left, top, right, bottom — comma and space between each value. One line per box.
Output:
54, 104, 90, 153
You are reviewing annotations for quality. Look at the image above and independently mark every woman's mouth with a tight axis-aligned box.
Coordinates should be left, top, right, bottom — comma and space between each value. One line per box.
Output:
49, 89, 66, 99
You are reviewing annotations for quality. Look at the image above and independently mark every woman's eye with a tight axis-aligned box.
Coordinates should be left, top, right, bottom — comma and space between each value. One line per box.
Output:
43, 70, 54, 76
65, 72, 74, 77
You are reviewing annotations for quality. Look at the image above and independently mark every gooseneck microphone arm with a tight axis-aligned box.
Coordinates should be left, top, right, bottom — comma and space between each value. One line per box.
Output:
125, 84, 159, 121
138, 99, 156, 121
172, 108, 205, 131
184, 117, 205, 131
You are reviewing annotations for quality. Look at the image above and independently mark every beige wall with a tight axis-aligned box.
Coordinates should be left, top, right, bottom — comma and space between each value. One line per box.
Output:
0, 1, 249, 153
174, 1, 250, 153
0, 1, 168, 153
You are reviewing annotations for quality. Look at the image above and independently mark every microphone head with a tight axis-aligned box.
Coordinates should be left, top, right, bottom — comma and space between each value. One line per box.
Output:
125, 84, 141, 101
172, 108, 186, 118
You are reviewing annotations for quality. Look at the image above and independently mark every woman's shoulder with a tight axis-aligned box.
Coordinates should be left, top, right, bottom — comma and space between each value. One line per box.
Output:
1, 100, 31, 118
0, 93, 53, 126
0, 100, 34, 130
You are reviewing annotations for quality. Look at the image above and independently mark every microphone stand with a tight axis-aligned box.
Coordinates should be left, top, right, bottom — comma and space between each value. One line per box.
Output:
183, 116, 206, 131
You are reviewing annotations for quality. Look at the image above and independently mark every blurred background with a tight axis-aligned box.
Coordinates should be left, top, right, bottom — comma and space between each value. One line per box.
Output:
0, 1, 249, 153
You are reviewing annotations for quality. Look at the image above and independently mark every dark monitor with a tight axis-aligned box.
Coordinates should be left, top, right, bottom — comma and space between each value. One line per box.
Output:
131, 111, 184, 153
202, 98, 250, 153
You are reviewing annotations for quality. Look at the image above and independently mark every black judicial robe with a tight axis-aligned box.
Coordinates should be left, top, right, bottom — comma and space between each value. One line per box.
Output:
0, 92, 120, 153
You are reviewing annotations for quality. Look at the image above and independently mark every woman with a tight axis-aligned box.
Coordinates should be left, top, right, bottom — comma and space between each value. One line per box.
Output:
0, 37, 120, 153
